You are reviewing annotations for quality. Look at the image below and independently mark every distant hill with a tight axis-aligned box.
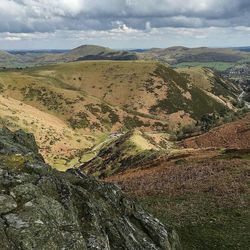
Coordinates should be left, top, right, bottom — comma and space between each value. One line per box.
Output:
37, 45, 138, 63
1, 45, 250, 69
0, 50, 17, 61
0, 50, 23, 67
232, 46, 250, 52
138, 46, 250, 64
0, 45, 137, 68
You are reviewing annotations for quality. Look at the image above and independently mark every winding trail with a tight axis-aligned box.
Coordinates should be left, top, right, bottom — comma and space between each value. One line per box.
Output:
238, 88, 250, 109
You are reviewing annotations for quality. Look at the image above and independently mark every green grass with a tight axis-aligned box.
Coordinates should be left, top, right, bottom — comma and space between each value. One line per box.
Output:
80, 152, 96, 163
238, 57, 250, 63
150, 64, 229, 120
139, 194, 250, 250
173, 62, 236, 71
135, 154, 250, 249
218, 150, 250, 161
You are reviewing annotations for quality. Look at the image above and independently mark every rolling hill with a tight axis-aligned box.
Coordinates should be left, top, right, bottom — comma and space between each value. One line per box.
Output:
138, 46, 250, 65
90, 113, 250, 250
0, 60, 241, 168
0, 50, 23, 68
0, 47, 249, 250
2, 45, 250, 70
27, 45, 137, 64
0, 45, 138, 68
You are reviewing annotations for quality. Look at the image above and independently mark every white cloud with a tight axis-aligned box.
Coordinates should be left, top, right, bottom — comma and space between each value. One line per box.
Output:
0, 0, 249, 33
0, 0, 249, 49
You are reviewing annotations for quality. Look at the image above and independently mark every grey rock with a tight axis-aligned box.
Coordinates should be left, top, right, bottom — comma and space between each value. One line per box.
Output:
4, 213, 29, 229
0, 195, 17, 215
0, 128, 181, 250
10, 183, 42, 203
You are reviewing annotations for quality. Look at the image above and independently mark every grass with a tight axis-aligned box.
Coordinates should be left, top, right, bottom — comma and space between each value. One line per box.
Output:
80, 152, 96, 163
139, 194, 250, 250
173, 62, 236, 71
0, 60, 240, 170
105, 148, 250, 249
81, 130, 162, 177
150, 64, 229, 120
140, 156, 250, 249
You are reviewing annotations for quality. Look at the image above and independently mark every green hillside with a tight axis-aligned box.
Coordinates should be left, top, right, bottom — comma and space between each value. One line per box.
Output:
0, 61, 240, 168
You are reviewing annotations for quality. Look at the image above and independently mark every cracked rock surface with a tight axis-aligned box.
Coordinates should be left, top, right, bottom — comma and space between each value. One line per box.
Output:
0, 127, 180, 250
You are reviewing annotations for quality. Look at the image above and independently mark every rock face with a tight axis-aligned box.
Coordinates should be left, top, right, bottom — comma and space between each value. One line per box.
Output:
0, 127, 180, 250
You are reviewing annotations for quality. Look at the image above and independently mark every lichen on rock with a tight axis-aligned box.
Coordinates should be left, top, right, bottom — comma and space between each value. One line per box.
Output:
0, 127, 180, 250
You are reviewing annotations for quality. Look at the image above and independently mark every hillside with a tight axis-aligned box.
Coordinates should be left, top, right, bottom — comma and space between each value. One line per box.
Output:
0, 61, 240, 168
138, 46, 250, 65
182, 113, 250, 149
105, 147, 250, 249
94, 114, 250, 249
81, 112, 250, 179
80, 130, 174, 178
176, 67, 239, 109
0, 127, 180, 250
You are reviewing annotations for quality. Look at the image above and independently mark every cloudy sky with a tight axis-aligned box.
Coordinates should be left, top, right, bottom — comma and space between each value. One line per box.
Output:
0, 0, 250, 50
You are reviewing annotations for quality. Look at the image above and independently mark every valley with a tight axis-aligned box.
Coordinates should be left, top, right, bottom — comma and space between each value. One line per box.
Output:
1, 0, 250, 249
0, 45, 249, 250
0, 59, 241, 169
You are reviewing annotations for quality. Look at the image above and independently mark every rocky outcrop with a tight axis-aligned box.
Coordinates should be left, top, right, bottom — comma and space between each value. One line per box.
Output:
0, 127, 180, 250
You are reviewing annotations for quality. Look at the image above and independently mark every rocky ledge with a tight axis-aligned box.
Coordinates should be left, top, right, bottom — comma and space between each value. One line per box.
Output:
0, 127, 180, 250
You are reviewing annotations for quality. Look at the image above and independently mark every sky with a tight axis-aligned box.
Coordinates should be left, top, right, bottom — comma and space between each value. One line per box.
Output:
0, 0, 250, 50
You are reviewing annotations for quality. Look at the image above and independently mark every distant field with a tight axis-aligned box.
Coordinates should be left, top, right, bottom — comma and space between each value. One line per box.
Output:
173, 61, 235, 71
0, 62, 36, 68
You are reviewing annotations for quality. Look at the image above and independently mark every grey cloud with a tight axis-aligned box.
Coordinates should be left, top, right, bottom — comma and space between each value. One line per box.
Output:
0, 0, 250, 34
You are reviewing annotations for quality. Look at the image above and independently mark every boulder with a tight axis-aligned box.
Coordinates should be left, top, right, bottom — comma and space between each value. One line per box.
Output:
0, 128, 181, 250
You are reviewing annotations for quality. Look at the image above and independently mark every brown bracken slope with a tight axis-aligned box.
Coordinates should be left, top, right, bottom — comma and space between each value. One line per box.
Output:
182, 113, 250, 149
103, 114, 250, 250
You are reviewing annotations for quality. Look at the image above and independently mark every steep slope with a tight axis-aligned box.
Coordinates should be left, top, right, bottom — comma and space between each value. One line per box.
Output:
105, 148, 250, 249
0, 61, 240, 168
22, 61, 239, 122
138, 46, 249, 64
182, 112, 250, 149
0, 95, 93, 170
98, 115, 250, 249
80, 130, 174, 178
176, 67, 239, 109
0, 127, 180, 250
